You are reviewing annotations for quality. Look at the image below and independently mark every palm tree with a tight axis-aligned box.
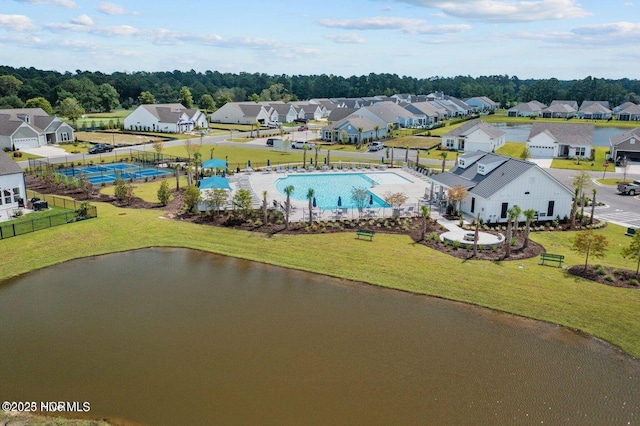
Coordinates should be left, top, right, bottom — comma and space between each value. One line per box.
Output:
523, 209, 537, 249
314, 145, 320, 168
374, 125, 380, 141
357, 127, 363, 149
302, 145, 308, 167
251, 121, 260, 138
193, 151, 202, 180
590, 188, 597, 224
505, 207, 519, 258
306, 188, 315, 226
511, 205, 522, 237
473, 213, 481, 257
440, 151, 448, 173
262, 190, 268, 225
420, 205, 430, 241
284, 185, 294, 229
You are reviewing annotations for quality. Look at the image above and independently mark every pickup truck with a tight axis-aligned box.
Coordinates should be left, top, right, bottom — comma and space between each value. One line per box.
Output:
88, 143, 114, 154
618, 180, 640, 196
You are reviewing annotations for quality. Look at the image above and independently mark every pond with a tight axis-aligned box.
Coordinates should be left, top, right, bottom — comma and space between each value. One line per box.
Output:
493, 122, 630, 147
1, 248, 639, 425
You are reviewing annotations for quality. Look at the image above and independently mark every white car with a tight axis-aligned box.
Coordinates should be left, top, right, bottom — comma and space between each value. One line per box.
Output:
292, 141, 315, 149
368, 142, 384, 151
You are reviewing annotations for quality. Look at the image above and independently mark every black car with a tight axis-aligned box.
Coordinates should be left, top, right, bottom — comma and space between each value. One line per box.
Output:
88, 143, 114, 154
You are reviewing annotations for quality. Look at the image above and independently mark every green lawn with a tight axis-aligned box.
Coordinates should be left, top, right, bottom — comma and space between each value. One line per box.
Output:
1, 201, 639, 358
551, 147, 608, 171
496, 142, 527, 158
1, 206, 75, 235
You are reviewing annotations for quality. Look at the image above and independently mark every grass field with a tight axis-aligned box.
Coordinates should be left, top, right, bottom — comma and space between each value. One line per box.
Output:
551, 147, 608, 171
1, 202, 639, 358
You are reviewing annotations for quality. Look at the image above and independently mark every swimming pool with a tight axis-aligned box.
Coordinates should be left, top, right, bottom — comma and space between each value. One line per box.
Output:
56, 163, 172, 185
275, 172, 412, 210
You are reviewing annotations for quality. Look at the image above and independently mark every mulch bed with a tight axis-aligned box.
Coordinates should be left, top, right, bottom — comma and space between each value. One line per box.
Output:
567, 265, 640, 289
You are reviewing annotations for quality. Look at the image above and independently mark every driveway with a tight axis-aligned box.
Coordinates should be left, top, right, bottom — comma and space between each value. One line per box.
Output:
21, 145, 67, 157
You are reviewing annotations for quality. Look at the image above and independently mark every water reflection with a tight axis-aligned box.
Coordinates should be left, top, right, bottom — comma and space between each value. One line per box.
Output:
0, 248, 638, 425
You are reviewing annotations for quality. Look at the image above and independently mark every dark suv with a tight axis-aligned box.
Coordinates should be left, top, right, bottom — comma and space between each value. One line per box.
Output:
88, 143, 114, 154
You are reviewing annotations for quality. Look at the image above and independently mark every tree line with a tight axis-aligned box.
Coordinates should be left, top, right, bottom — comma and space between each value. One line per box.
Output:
1, 66, 639, 115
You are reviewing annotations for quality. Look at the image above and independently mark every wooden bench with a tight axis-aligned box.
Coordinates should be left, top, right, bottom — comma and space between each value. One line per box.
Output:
540, 253, 564, 267
356, 229, 375, 241
625, 227, 637, 237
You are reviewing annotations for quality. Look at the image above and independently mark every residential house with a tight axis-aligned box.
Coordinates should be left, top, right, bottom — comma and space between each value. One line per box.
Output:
613, 102, 636, 114
0, 150, 26, 219
310, 99, 336, 118
357, 102, 423, 129
430, 151, 573, 224
326, 108, 359, 123
267, 103, 298, 123
577, 101, 612, 120
542, 101, 578, 118
610, 127, 640, 162
124, 103, 208, 133
507, 101, 546, 117
290, 102, 323, 121
440, 119, 506, 152
465, 96, 500, 112
616, 104, 640, 121
321, 115, 385, 143
526, 122, 594, 159
209, 102, 274, 125
403, 102, 447, 127
0, 108, 74, 151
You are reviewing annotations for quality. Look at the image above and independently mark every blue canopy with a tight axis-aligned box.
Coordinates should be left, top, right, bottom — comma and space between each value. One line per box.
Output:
203, 158, 228, 169
198, 176, 231, 190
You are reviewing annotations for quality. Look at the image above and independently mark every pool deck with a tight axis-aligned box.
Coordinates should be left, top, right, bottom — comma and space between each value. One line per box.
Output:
241, 167, 435, 222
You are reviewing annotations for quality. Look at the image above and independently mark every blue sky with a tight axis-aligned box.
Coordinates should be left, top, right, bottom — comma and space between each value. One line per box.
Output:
0, 0, 639, 80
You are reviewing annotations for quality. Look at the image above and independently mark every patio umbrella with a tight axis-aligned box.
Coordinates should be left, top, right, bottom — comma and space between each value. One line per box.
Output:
267, 159, 271, 166
247, 160, 251, 168
202, 158, 228, 169
369, 194, 373, 205
313, 197, 317, 208
337, 196, 342, 207
198, 176, 231, 190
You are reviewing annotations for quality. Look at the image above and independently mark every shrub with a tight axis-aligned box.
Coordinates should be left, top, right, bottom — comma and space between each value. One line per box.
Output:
604, 275, 614, 282
629, 279, 639, 286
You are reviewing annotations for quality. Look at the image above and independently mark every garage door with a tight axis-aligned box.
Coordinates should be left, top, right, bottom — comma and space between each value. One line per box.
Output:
13, 138, 39, 150
618, 151, 640, 162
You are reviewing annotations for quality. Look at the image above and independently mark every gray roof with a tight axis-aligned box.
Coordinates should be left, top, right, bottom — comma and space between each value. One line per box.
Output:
610, 127, 640, 146
508, 101, 545, 112
142, 103, 188, 122
544, 103, 577, 113
430, 151, 568, 199
619, 104, 640, 115
0, 150, 24, 176
0, 108, 59, 137
442, 119, 506, 139
528, 122, 594, 146
579, 103, 611, 114
580, 100, 610, 110
327, 107, 358, 122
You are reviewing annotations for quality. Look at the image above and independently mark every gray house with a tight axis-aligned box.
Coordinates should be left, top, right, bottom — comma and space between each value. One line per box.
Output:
610, 127, 640, 162
0, 108, 74, 151
0, 150, 26, 219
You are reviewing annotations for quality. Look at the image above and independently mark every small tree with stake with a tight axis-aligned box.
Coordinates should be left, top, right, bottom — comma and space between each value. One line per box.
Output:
572, 230, 609, 271
622, 232, 640, 277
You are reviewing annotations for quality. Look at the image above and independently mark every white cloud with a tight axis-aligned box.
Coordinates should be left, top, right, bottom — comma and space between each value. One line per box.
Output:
514, 21, 640, 45
97, 2, 136, 16
318, 16, 425, 30
412, 24, 471, 34
14, 0, 76, 8
324, 33, 366, 43
388, 0, 590, 23
0, 14, 36, 32
70, 14, 93, 26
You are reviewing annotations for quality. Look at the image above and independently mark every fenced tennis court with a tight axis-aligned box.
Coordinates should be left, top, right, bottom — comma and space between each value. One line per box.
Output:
56, 162, 172, 184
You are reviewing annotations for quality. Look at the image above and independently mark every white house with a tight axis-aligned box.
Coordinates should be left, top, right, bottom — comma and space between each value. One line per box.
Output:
0, 151, 26, 219
526, 122, 594, 159
441, 119, 506, 152
0, 108, 74, 151
542, 101, 578, 118
124, 103, 208, 133
430, 151, 573, 224
610, 127, 640, 163
209, 102, 273, 125
507, 101, 545, 117
464, 96, 500, 112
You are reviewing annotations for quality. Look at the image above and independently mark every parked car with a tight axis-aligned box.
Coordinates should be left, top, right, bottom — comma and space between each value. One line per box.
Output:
267, 121, 280, 128
617, 180, 640, 196
266, 138, 282, 147
291, 141, 315, 150
298, 125, 309, 131
294, 118, 308, 124
368, 141, 384, 152
88, 143, 114, 154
